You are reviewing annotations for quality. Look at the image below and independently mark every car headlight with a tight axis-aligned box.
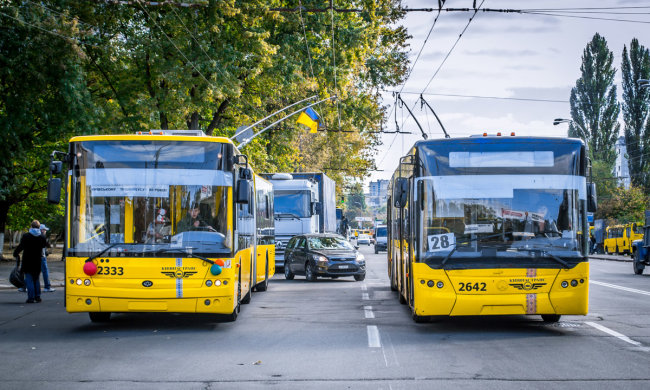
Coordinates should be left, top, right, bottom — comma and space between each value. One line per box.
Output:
356, 253, 365, 262
314, 255, 328, 265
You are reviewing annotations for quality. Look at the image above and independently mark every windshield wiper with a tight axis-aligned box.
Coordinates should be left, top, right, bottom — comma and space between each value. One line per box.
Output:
440, 232, 513, 268
84, 243, 121, 263
155, 247, 215, 265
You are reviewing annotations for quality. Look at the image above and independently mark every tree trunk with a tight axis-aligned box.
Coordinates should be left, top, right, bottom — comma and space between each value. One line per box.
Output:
187, 111, 200, 130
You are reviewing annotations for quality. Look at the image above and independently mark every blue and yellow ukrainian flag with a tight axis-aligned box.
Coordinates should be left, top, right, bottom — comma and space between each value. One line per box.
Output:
296, 107, 320, 133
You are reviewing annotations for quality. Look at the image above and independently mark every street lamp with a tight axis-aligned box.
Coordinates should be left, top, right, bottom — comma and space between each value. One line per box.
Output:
553, 118, 573, 126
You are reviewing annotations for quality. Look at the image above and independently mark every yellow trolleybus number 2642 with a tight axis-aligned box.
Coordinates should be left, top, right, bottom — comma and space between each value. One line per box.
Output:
387, 135, 597, 323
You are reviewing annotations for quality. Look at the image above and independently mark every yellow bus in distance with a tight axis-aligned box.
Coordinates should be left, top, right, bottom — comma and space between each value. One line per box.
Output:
604, 223, 643, 256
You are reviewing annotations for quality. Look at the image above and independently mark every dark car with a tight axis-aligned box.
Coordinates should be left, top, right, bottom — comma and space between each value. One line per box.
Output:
284, 234, 366, 282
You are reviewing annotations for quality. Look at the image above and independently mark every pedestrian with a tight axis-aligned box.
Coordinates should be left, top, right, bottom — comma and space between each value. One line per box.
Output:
13, 220, 50, 303
40, 224, 55, 292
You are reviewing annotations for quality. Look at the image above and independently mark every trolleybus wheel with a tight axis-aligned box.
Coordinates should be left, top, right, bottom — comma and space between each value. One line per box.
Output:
541, 314, 561, 323
398, 290, 407, 304
256, 256, 269, 292
89, 312, 111, 323
633, 251, 645, 275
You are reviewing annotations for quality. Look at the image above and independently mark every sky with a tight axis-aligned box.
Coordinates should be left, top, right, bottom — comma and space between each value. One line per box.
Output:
366, 0, 650, 187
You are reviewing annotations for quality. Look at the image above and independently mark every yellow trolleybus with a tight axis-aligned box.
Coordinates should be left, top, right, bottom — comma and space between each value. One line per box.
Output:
47, 130, 273, 322
387, 136, 597, 323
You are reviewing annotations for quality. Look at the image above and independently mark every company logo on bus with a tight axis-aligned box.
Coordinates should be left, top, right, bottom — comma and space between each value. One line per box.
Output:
509, 278, 547, 291
161, 266, 197, 279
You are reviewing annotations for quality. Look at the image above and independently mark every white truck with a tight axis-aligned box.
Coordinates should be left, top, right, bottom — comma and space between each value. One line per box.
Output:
261, 172, 336, 268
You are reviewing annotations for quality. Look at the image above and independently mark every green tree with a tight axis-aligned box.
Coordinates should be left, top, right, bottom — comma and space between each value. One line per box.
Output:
568, 33, 620, 168
621, 38, 650, 191
0, 4, 93, 257
596, 185, 649, 223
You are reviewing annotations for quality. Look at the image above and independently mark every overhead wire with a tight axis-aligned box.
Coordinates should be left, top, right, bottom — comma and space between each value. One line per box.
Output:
378, 1, 447, 164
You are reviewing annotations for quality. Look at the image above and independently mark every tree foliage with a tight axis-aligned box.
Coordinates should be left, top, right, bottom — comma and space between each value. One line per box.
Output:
596, 185, 649, 224
0, 1, 410, 246
0, 2, 94, 238
568, 33, 620, 168
621, 38, 650, 191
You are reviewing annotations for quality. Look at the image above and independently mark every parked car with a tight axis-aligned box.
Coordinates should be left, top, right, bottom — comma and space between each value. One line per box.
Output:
357, 234, 371, 246
284, 233, 366, 281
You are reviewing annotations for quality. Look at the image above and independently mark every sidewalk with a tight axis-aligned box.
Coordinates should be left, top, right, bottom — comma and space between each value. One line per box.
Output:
589, 253, 633, 262
0, 258, 65, 290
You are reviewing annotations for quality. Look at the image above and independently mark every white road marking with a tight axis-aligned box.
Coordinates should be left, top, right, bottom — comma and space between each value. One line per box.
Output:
361, 284, 367, 292
591, 280, 650, 296
364, 305, 375, 319
362, 293, 370, 300
586, 322, 642, 347
367, 325, 381, 348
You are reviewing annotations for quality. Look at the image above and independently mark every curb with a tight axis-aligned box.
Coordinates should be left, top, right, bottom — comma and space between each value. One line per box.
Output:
589, 255, 633, 263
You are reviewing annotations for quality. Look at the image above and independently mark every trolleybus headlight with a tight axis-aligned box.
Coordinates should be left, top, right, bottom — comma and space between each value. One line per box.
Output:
206, 280, 213, 287
420, 280, 425, 284
571, 279, 578, 287
214, 280, 222, 286
84, 279, 91, 286
561, 281, 569, 288
76, 279, 83, 285
204, 299, 211, 306
85, 299, 92, 305
427, 280, 434, 288
436, 281, 444, 289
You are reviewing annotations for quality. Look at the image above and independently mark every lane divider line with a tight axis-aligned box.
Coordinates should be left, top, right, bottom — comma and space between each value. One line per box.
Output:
364, 305, 375, 319
362, 292, 370, 300
367, 325, 381, 348
586, 321, 642, 347
591, 280, 650, 296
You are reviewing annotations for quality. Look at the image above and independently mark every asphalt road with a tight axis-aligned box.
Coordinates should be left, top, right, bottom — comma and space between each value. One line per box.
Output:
2, 247, 650, 389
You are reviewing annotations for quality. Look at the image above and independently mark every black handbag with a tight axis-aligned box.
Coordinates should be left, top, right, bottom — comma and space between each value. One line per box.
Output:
9, 257, 24, 289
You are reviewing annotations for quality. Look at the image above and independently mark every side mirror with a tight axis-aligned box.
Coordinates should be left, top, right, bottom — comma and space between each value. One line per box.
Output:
47, 178, 62, 204
311, 202, 322, 215
393, 177, 408, 208
236, 178, 251, 204
587, 182, 597, 212
49, 161, 63, 175
233, 154, 248, 167
355, 245, 359, 250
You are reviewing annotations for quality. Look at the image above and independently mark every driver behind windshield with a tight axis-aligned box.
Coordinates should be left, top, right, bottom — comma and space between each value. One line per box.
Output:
177, 206, 215, 232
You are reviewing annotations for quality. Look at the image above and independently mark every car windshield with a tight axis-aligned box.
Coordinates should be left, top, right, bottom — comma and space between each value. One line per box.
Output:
376, 227, 387, 237
308, 237, 354, 250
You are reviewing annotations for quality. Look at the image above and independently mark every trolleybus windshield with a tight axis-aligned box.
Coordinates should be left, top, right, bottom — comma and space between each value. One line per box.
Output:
68, 141, 233, 258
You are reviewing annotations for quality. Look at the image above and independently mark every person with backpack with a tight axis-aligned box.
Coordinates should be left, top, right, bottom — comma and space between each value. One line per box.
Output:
13, 220, 50, 303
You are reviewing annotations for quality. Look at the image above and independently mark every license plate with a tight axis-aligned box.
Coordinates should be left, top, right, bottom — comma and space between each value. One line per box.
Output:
339, 265, 349, 269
